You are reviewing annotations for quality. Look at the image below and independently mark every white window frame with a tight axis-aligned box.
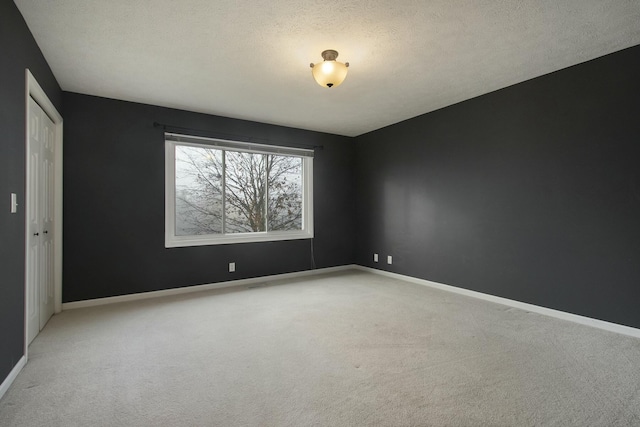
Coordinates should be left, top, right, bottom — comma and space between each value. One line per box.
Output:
165, 133, 314, 247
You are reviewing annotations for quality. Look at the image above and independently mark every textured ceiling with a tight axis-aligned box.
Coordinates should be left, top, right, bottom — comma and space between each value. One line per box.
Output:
14, 0, 640, 137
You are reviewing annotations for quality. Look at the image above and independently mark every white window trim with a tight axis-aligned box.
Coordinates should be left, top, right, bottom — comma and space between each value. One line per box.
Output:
165, 134, 314, 247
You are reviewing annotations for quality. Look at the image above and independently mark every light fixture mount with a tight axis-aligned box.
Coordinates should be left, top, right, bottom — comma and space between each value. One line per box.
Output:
320, 49, 339, 61
310, 49, 349, 88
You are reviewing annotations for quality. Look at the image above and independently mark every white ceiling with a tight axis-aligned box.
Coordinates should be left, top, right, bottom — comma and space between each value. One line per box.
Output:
14, 0, 640, 137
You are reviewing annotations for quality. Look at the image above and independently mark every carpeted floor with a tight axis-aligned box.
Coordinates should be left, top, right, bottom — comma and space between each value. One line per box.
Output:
1, 270, 639, 426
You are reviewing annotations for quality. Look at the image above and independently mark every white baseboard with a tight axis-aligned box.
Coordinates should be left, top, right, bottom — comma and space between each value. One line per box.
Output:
0, 356, 26, 401
61, 263, 640, 340
354, 266, 640, 339
62, 265, 356, 310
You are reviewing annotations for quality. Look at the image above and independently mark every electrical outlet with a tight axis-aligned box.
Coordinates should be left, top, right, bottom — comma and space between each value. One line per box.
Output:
387, 255, 392, 265
373, 253, 378, 262
229, 262, 236, 272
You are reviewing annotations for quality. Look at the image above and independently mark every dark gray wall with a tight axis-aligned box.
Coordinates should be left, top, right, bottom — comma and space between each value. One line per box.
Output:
355, 45, 640, 329
0, 1, 62, 383
62, 92, 355, 302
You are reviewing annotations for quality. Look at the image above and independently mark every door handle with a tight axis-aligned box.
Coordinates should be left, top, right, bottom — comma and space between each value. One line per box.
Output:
33, 232, 39, 236
43, 230, 48, 234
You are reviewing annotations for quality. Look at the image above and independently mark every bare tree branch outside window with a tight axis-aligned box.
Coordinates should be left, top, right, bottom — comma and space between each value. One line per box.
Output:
175, 145, 302, 236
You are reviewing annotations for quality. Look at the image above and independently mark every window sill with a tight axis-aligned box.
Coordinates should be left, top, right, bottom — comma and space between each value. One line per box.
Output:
165, 229, 314, 247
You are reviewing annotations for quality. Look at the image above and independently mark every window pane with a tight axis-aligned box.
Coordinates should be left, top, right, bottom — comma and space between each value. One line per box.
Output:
175, 146, 223, 235
267, 155, 303, 231
224, 151, 267, 233
167, 138, 312, 247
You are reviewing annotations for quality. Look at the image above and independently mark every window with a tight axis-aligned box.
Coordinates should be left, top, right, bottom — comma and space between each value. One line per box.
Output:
165, 133, 313, 247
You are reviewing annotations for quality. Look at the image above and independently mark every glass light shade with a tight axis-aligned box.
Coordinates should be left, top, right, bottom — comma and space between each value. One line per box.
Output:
311, 60, 349, 88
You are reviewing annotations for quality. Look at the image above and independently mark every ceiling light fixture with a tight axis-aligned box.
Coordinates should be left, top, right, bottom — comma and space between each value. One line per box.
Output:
310, 50, 349, 88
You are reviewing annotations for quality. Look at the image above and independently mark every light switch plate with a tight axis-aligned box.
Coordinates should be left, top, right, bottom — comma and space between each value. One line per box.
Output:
10, 193, 18, 213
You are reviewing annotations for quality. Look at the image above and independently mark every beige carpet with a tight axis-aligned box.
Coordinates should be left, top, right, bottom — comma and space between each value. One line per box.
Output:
1, 270, 639, 426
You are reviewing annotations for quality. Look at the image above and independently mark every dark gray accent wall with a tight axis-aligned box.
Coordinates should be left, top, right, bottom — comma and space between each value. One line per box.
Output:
355, 45, 640, 329
62, 92, 355, 302
0, 1, 62, 384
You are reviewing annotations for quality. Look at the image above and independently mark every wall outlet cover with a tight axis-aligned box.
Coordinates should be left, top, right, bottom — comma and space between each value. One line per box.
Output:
387, 255, 392, 265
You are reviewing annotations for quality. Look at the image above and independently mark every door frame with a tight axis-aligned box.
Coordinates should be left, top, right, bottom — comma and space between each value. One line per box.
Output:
24, 69, 63, 357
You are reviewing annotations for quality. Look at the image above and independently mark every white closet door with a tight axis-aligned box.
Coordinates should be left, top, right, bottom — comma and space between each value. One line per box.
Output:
26, 96, 55, 344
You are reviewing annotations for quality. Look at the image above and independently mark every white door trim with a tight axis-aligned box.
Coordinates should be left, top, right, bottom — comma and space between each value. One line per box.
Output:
24, 69, 63, 358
